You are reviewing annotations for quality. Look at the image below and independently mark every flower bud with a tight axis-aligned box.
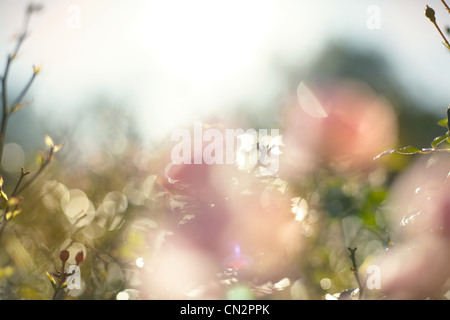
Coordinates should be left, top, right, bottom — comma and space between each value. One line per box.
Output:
75, 251, 84, 265
425, 6, 436, 23
59, 250, 70, 262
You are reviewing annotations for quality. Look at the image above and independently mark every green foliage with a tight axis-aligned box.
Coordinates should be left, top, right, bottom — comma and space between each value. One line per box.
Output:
375, 106, 450, 159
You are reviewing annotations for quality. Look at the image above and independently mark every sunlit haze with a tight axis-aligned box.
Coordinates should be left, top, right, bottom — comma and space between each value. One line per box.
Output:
1, 0, 448, 142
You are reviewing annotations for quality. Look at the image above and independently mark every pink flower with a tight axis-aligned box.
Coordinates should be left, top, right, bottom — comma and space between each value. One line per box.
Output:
375, 154, 450, 299
280, 80, 397, 177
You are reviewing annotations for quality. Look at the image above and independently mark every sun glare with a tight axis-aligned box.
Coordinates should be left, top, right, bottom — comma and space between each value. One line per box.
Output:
138, 0, 275, 90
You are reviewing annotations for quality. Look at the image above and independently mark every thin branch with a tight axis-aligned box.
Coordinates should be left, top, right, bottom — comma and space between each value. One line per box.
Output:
11, 71, 38, 109
425, 6, 450, 49
11, 167, 30, 197
0, 168, 29, 241
0, 56, 12, 161
15, 145, 57, 196
52, 260, 66, 300
441, 0, 450, 13
0, 5, 37, 166
348, 247, 365, 299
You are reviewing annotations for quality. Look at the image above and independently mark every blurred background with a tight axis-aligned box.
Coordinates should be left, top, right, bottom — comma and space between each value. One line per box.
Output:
0, 0, 449, 300
0, 0, 448, 142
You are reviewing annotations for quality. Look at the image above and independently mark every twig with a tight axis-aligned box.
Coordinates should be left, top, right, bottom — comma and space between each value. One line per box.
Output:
0, 168, 30, 241
15, 148, 53, 195
11, 71, 38, 109
52, 259, 67, 300
441, 0, 450, 13
425, 6, 450, 49
0, 56, 12, 162
348, 247, 365, 299
0, 4, 38, 165
11, 167, 30, 197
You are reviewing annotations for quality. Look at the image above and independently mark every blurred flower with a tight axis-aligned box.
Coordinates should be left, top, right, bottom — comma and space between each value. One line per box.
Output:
141, 122, 307, 298
280, 79, 398, 177
375, 154, 450, 299
141, 238, 219, 299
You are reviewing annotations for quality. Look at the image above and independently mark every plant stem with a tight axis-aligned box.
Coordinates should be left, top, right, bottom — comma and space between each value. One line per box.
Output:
433, 21, 450, 48
0, 8, 34, 166
12, 72, 38, 109
348, 247, 365, 299
0, 168, 30, 241
0, 56, 12, 164
425, 5, 450, 49
442, 0, 450, 13
52, 261, 67, 300
15, 150, 52, 196
11, 167, 30, 197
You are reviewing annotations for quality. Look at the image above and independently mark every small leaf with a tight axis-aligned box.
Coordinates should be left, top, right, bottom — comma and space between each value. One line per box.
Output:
431, 133, 450, 148
46, 272, 57, 287
0, 176, 3, 188
437, 118, 448, 128
32, 64, 42, 75
395, 146, 423, 154
36, 151, 45, 166
0, 190, 8, 202
53, 143, 64, 153
373, 150, 393, 160
11, 102, 29, 113
4, 209, 20, 220
373, 146, 422, 160
11, 209, 22, 219
44, 135, 54, 148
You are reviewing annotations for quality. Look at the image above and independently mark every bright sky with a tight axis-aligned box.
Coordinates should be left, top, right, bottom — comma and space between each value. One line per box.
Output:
0, 0, 449, 141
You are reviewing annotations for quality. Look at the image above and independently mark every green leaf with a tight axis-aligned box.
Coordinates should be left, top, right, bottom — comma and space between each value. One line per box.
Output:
373, 146, 422, 160
431, 132, 449, 148
361, 211, 377, 226
396, 146, 423, 154
437, 118, 448, 128
36, 151, 44, 166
